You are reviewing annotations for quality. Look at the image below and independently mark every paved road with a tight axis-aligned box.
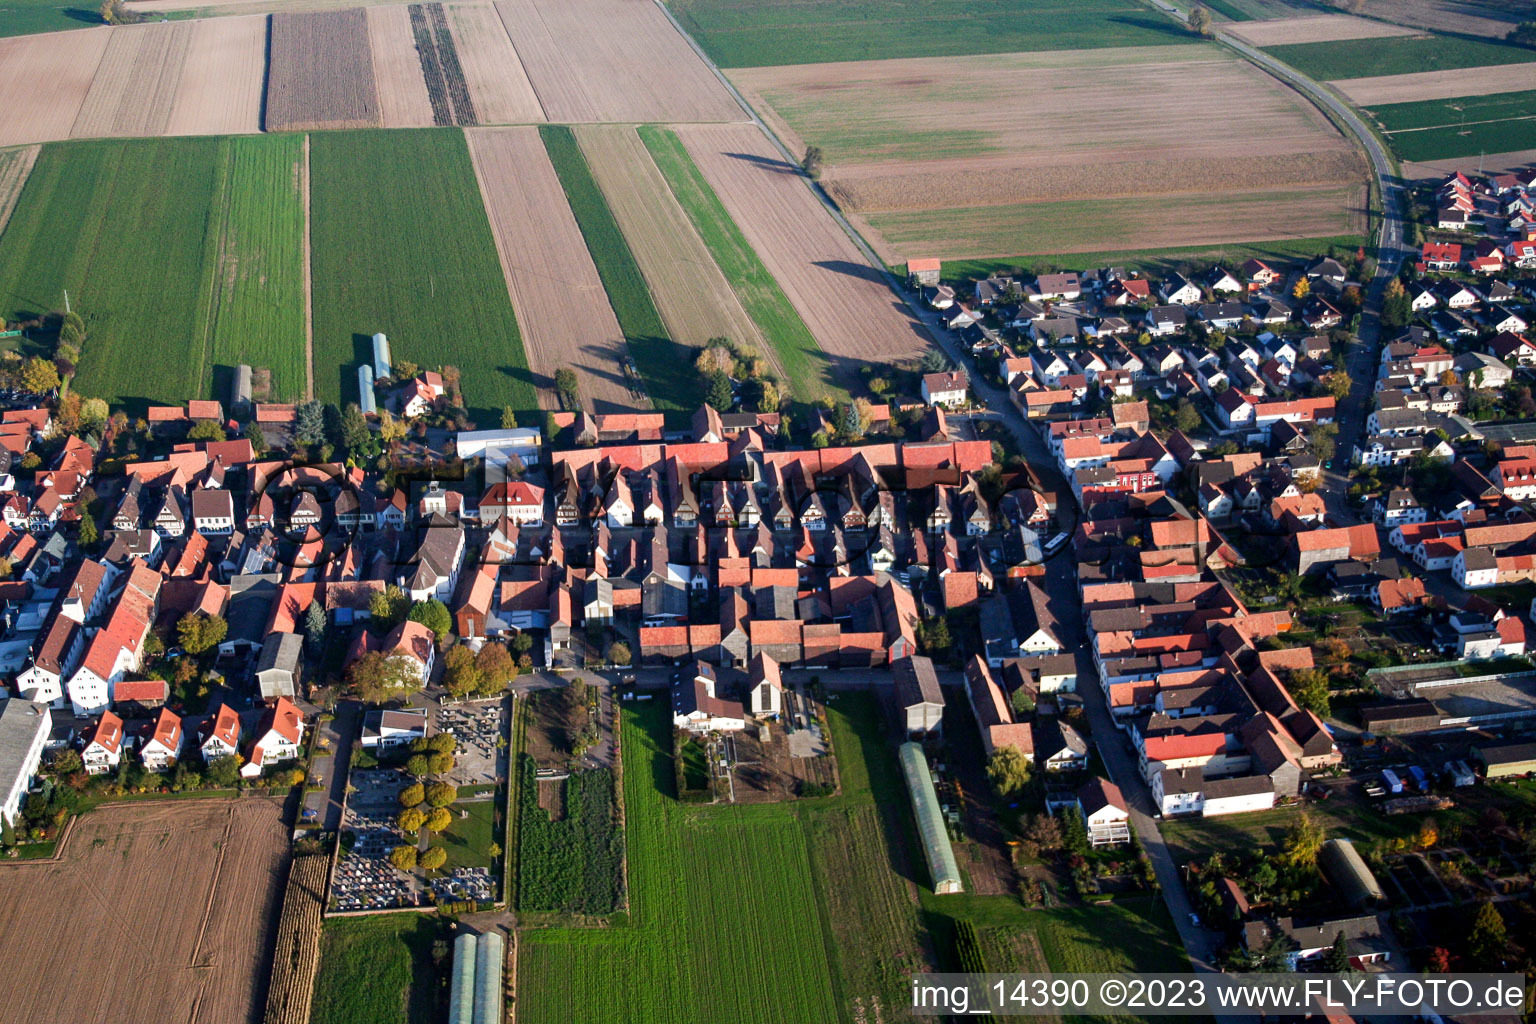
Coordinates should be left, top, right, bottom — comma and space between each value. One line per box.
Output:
304, 698, 360, 831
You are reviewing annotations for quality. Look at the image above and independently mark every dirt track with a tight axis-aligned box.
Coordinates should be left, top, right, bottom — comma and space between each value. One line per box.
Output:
1334, 61, 1536, 106
1224, 13, 1417, 46
447, 2, 545, 124
0, 29, 111, 147
676, 123, 930, 369
496, 0, 742, 123
368, 5, 436, 128
166, 16, 268, 136
575, 126, 770, 367
0, 798, 288, 1024
465, 127, 637, 413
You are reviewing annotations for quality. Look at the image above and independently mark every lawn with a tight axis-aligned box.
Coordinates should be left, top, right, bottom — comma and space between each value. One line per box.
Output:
1262, 34, 1536, 81
311, 913, 445, 1024
668, 0, 1187, 68
0, 136, 223, 411
539, 126, 700, 420
637, 125, 845, 407
203, 134, 308, 401
308, 128, 536, 420
1370, 89, 1536, 162
439, 795, 498, 872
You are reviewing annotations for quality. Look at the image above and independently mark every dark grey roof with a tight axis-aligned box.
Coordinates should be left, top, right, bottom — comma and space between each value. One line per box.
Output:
893, 655, 944, 710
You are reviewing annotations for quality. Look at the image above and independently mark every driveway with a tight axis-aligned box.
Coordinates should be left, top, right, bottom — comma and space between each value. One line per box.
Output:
304, 698, 360, 831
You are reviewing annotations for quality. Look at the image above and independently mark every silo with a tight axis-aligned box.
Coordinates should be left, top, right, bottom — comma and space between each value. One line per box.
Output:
450, 932, 477, 1024
372, 332, 391, 379
357, 365, 377, 415
473, 932, 504, 1024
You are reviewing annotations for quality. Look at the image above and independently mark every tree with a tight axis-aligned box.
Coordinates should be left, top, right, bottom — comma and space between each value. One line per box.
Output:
810, 430, 830, 449
349, 651, 422, 704
987, 746, 1031, 799
299, 604, 327, 662
419, 846, 447, 871
49, 749, 83, 776
1381, 278, 1411, 328
1292, 277, 1311, 301
425, 782, 457, 808
424, 807, 452, 833
98, 0, 139, 24
1309, 422, 1339, 464
1288, 667, 1331, 716
920, 348, 949, 374
500, 405, 518, 430
754, 379, 780, 414
177, 612, 228, 655
1466, 901, 1507, 969
1010, 687, 1035, 716
407, 754, 431, 777
1417, 817, 1438, 849
1280, 812, 1325, 870
399, 782, 425, 808
1322, 931, 1352, 972
294, 400, 325, 447
369, 585, 410, 630
79, 397, 108, 430
1319, 371, 1351, 400
389, 845, 418, 871
378, 409, 407, 444
1426, 947, 1452, 972
802, 145, 824, 180
407, 598, 452, 642
443, 644, 483, 698
475, 643, 515, 693
607, 641, 631, 666
398, 806, 427, 832
20, 356, 59, 394
705, 370, 733, 412
1174, 400, 1201, 433
488, 841, 502, 859
1188, 3, 1212, 35
341, 403, 370, 452
428, 752, 453, 775
206, 755, 242, 787
554, 368, 580, 409
1511, 21, 1536, 47
187, 420, 225, 442
76, 512, 98, 550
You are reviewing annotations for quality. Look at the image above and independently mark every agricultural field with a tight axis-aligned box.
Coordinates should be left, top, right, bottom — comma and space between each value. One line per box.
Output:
674, 123, 931, 371
265, 10, 381, 132
368, 5, 436, 128
308, 128, 536, 418
202, 133, 309, 400
639, 125, 843, 406
1199, 0, 1313, 18
444, 3, 543, 125
1261, 33, 1536, 81
70, 20, 194, 139
0, 798, 288, 1024
1367, 88, 1536, 162
541, 124, 701, 417
1356, 0, 1531, 39
668, 0, 1187, 69
464, 126, 633, 414
265, 855, 328, 1024
1225, 13, 1417, 46
0, 0, 101, 37
0, 137, 222, 405
516, 757, 624, 915
575, 126, 769, 367
0, 146, 38, 236
1334, 62, 1536, 106
164, 16, 268, 137
732, 44, 1364, 265
311, 913, 446, 1024
496, 0, 741, 122
0, 28, 111, 147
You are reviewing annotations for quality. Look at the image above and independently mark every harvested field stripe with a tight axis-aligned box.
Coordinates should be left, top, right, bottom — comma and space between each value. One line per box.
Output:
164, 16, 267, 138
70, 21, 196, 140
1223, 13, 1416, 46
638, 125, 843, 405
446, 3, 544, 125
540, 124, 701, 418
464, 126, 634, 414
0, 146, 40, 239
1334, 63, 1536, 107
369, 5, 438, 128
407, 4, 453, 126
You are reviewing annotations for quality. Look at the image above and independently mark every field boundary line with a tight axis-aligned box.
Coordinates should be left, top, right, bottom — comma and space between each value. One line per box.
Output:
301, 132, 314, 401
1382, 113, 1536, 134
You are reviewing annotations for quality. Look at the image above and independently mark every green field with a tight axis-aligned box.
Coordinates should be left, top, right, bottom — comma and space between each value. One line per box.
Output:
312, 913, 445, 1024
308, 128, 535, 420
637, 126, 845, 406
0, 0, 104, 36
1370, 89, 1536, 162
516, 758, 624, 915
669, 0, 1187, 68
1263, 34, 1536, 81
203, 134, 308, 400
0, 137, 221, 407
539, 125, 700, 419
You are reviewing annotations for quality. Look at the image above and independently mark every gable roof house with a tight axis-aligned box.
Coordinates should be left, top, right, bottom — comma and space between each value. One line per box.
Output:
199, 703, 242, 762
81, 710, 125, 775
140, 708, 183, 771
241, 697, 304, 778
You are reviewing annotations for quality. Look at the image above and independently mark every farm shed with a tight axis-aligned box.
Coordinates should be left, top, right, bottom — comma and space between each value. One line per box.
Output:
1359, 699, 1441, 735
255, 631, 303, 700
475, 932, 503, 1024
897, 742, 962, 895
892, 654, 944, 737
1319, 838, 1384, 909
450, 932, 476, 1024
1475, 741, 1536, 779
372, 332, 391, 380
358, 365, 377, 415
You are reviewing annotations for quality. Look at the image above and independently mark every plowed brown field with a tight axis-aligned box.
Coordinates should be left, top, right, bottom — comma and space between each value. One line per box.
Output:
676, 123, 930, 367
266, 9, 381, 131
1224, 13, 1417, 46
0, 29, 111, 147
1334, 61, 1536, 105
368, 5, 436, 128
465, 127, 635, 413
0, 798, 287, 1024
1403, 148, 1536, 180
1358, 0, 1519, 39
0, 147, 40, 237
576, 125, 770, 366
447, 3, 544, 124
496, 0, 742, 123
71, 21, 195, 139
165, 16, 267, 136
